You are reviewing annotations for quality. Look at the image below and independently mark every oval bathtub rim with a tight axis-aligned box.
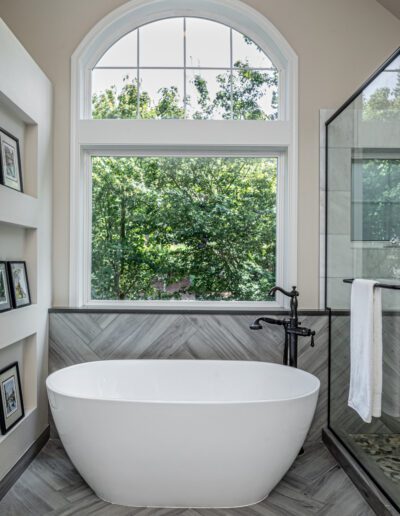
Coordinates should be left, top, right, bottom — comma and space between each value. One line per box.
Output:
46, 360, 320, 405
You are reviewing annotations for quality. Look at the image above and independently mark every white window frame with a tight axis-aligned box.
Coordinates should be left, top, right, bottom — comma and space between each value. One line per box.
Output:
70, 0, 298, 310
84, 148, 286, 309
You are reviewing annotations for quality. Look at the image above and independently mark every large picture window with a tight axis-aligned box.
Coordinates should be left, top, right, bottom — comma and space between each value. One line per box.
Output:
91, 155, 278, 301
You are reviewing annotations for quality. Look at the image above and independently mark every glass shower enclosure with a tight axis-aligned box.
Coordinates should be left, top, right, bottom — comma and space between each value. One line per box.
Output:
326, 48, 400, 511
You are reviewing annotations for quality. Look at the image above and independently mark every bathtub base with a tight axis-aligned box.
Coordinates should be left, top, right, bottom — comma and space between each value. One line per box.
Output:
90, 470, 275, 509
97, 494, 272, 509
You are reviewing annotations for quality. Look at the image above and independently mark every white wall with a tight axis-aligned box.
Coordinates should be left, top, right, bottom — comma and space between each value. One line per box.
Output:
0, 0, 399, 308
0, 19, 52, 481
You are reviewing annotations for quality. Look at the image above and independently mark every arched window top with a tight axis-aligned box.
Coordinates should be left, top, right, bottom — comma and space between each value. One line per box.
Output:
92, 17, 279, 120
73, 0, 297, 121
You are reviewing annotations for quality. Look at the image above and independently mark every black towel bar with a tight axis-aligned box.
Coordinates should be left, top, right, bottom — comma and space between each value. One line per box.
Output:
343, 279, 400, 290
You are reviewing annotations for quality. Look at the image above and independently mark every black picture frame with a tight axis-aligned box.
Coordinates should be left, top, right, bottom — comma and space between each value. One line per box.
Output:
7, 261, 31, 309
0, 261, 12, 313
0, 127, 23, 193
0, 362, 25, 435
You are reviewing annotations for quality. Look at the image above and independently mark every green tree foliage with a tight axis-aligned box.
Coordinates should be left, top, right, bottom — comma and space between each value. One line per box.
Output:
91, 155, 276, 300
363, 71, 400, 121
190, 64, 278, 120
92, 79, 186, 120
91, 43, 278, 301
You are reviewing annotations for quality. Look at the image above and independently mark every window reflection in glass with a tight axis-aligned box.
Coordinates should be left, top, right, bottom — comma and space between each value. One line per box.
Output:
352, 158, 400, 241
362, 55, 400, 121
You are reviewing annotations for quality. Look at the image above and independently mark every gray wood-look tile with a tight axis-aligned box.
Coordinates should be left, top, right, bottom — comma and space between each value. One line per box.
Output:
49, 313, 329, 442
0, 439, 376, 516
330, 314, 400, 438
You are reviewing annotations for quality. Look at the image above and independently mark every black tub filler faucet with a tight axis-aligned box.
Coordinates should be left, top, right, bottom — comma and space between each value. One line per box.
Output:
250, 286, 315, 368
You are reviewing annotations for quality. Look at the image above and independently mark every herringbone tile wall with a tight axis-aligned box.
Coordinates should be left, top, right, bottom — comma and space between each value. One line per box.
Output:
49, 312, 329, 442
330, 314, 400, 438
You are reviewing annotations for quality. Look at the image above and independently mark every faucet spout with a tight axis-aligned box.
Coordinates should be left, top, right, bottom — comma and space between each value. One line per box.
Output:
269, 285, 299, 321
249, 316, 288, 330
268, 285, 298, 298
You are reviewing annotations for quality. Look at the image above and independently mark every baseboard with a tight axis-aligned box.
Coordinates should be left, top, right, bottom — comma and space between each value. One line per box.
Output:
0, 425, 50, 501
322, 428, 399, 516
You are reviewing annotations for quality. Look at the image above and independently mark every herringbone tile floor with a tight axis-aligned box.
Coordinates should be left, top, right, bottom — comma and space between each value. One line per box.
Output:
0, 439, 375, 515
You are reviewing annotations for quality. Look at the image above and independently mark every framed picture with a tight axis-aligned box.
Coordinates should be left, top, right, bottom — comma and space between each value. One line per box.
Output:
0, 128, 23, 192
0, 362, 24, 434
0, 261, 12, 313
8, 261, 31, 309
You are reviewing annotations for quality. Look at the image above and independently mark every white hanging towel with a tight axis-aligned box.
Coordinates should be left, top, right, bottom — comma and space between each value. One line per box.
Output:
348, 279, 383, 423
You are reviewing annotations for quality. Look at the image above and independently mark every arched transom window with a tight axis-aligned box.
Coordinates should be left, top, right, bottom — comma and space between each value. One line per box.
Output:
92, 17, 279, 120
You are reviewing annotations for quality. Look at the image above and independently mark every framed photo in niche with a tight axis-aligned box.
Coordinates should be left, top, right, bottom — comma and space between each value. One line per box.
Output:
0, 362, 24, 434
8, 261, 31, 309
0, 128, 23, 192
0, 261, 12, 313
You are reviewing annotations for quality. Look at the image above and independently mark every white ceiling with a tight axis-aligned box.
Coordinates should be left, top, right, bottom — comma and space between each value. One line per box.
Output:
376, 0, 400, 20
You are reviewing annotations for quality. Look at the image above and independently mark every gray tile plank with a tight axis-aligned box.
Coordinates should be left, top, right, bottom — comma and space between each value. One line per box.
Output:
0, 492, 38, 516
17, 468, 68, 510
305, 464, 375, 516
3, 481, 53, 514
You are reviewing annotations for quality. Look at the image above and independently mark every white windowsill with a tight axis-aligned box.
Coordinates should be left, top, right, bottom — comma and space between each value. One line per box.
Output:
83, 300, 286, 311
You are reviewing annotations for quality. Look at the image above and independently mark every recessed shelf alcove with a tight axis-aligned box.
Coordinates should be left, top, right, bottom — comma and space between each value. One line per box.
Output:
0, 305, 38, 350
0, 333, 37, 444
0, 18, 52, 481
0, 189, 38, 229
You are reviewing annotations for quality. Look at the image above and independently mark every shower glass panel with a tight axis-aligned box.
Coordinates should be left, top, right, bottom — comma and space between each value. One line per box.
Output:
326, 48, 400, 510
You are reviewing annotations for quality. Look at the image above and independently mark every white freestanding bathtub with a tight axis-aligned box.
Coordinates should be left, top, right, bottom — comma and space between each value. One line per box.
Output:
46, 360, 319, 508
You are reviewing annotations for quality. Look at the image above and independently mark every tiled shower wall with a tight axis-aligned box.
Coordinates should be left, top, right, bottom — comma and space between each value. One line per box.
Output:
324, 104, 400, 311
330, 313, 400, 438
49, 311, 329, 442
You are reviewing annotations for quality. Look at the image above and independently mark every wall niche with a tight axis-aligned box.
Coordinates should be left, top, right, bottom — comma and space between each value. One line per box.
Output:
0, 18, 52, 482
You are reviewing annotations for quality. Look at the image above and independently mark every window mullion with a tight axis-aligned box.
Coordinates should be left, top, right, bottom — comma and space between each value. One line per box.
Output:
230, 27, 233, 120
137, 28, 140, 119
183, 17, 187, 118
